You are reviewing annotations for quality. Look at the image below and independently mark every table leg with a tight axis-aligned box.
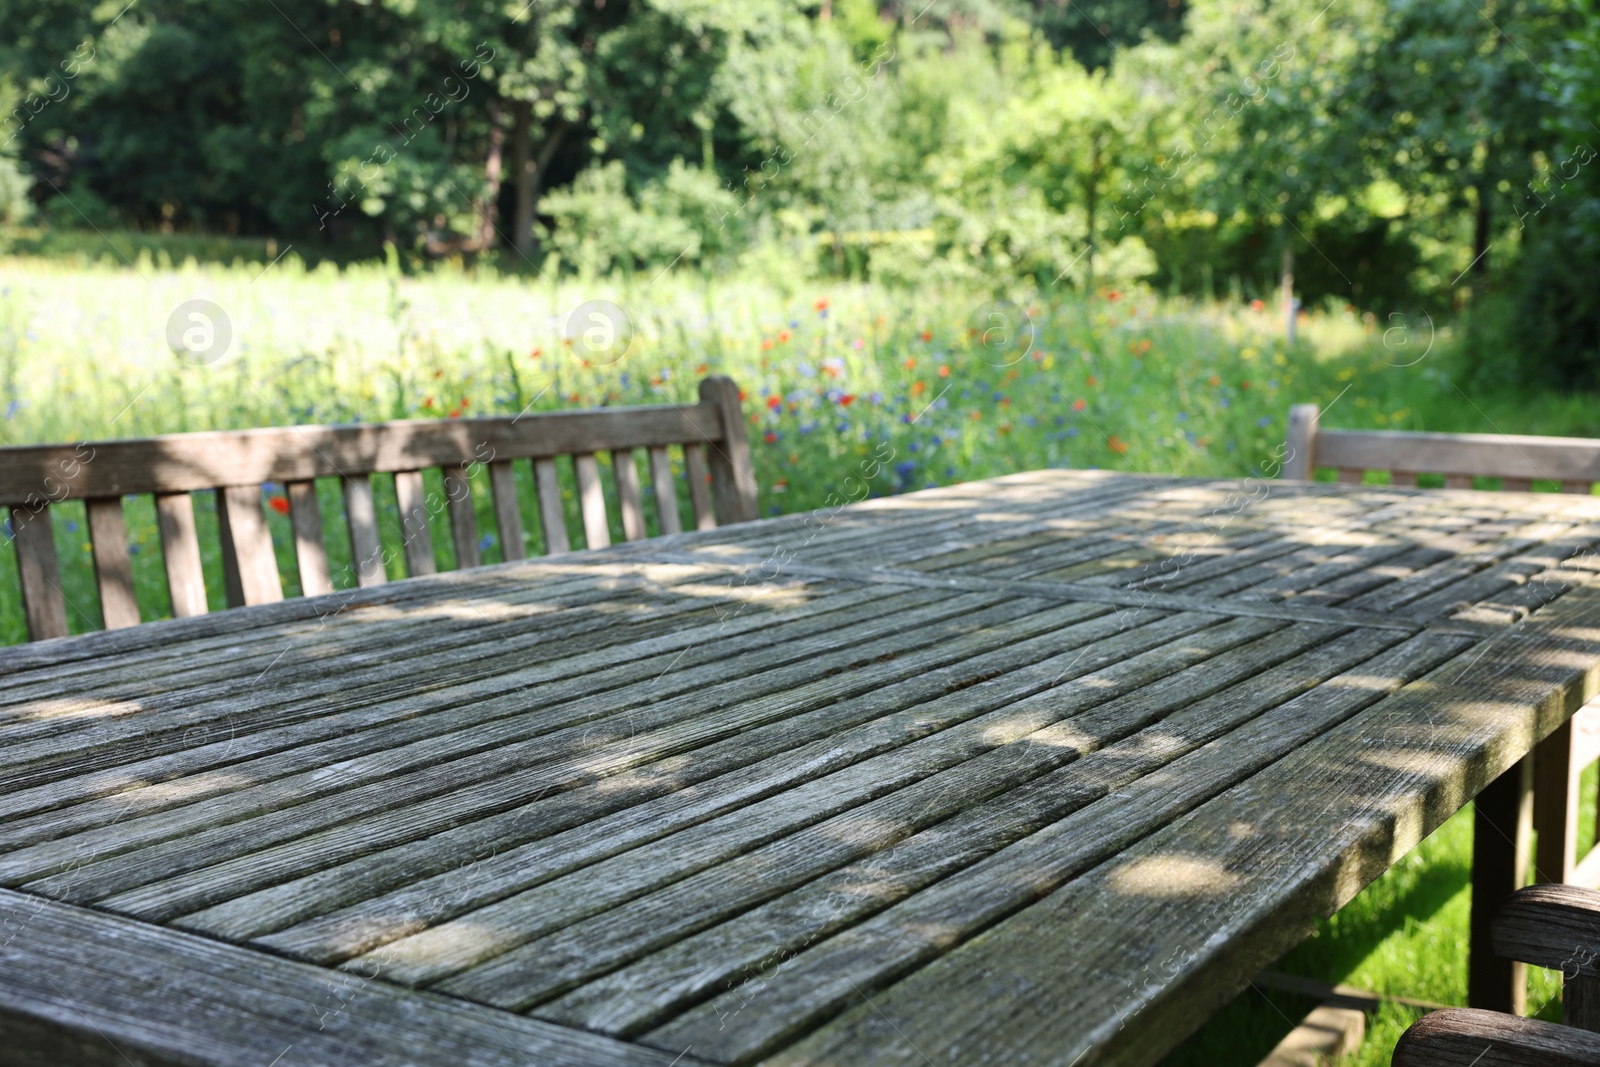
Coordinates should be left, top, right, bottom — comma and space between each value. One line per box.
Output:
1534, 719, 1578, 885
1469, 754, 1533, 1015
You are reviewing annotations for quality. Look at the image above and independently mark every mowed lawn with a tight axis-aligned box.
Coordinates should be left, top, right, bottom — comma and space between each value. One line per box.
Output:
3, 246, 1598, 1064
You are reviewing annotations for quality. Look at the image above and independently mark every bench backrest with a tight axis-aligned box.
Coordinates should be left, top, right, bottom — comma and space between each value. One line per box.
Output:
1283, 402, 1600, 493
3, 375, 756, 641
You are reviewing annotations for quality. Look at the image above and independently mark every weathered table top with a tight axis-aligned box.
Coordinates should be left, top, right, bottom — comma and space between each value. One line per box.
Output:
6, 469, 1600, 1067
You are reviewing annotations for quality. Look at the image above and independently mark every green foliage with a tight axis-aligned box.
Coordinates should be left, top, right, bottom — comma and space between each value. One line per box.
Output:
0, 0, 1598, 376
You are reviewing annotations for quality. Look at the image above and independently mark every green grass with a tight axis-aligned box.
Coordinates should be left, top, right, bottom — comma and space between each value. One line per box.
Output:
3, 247, 1597, 1064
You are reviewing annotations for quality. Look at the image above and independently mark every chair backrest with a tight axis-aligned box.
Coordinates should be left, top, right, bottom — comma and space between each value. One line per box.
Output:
1283, 402, 1600, 493
3, 375, 756, 641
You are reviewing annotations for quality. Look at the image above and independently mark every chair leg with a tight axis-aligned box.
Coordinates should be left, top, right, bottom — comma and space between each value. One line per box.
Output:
1471, 755, 1533, 1015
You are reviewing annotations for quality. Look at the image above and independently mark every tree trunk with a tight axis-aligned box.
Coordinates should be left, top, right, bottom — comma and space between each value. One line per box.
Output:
1084, 133, 1101, 292
512, 106, 566, 260
1280, 243, 1296, 344
1473, 180, 1492, 280
478, 98, 506, 253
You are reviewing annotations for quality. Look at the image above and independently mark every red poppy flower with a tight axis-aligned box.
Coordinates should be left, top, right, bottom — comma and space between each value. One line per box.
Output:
1086, 375, 1099, 387
764, 431, 778, 443
268, 496, 290, 515
920, 330, 932, 342
938, 365, 950, 378
1072, 398, 1087, 412
814, 298, 830, 311
839, 394, 856, 406
1250, 299, 1265, 312
777, 330, 791, 343
1107, 436, 1129, 454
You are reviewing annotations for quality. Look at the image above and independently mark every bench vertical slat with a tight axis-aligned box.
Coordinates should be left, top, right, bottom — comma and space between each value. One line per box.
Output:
11, 504, 69, 640
285, 480, 333, 597
647, 446, 682, 536
154, 491, 209, 618
532, 457, 569, 556
1502, 477, 1533, 493
700, 375, 759, 524
85, 496, 139, 630
342, 474, 387, 587
488, 460, 525, 562
217, 486, 284, 606
573, 453, 610, 550
1445, 473, 1474, 489
684, 444, 716, 531
613, 449, 647, 541
443, 463, 480, 569
393, 470, 436, 578
1391, 471, 1418, 487
1336, 468, 1364, 485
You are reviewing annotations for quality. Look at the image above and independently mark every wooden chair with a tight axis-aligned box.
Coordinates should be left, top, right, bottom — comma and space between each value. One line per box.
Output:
1393, 885, 1600, 1066
3, 375, 756, 641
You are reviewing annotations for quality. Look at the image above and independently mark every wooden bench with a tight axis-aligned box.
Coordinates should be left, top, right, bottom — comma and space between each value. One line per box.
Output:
3, 375, 756, 642
1284, 401, 1600, 1022
1283, 402, 1600, 492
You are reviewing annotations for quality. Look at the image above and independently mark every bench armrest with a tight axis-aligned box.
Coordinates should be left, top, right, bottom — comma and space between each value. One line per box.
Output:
1492, 884, 1600, 977
1393, 1009, 1600, 1066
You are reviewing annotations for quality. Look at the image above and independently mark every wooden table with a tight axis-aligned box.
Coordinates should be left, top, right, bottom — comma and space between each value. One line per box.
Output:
6, 469, 1600, 1066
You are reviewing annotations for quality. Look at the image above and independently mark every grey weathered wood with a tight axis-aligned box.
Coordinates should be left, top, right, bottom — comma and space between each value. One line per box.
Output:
643, 629, 1474, 1063
443, 463, 479, 569
1284, 403, 1600, 490
613, 450, 647, 542
0, 403, 729, 502
0, 380, 758, 640
25, 593, 1034, 903
700, 375, 759, 524
342, 473, 387, 587
393, 470, 436, 578
1470, 756, 1533, 1015
4, 471, 1600, 1067
683, 444, 715, 530
1491, 885, 1600, 1011
532, 457, 570, 555
0, 888, 701, 1067
285, 480, 334, 597
84, 497, 139, 630
10, 503, 68, 640
1260, 1003, 1363, 1067
216, 486, 283, 607
646, 447, 682, 536
489, 460, 526, 561
573, 453, 610, 550
756, 578, 1600, 1067
1393, 1009, 1600, 1066
0, 571, 792, 821
154, 491, 208, 618
1337, 467, 1363, 484
1283, 402, 1319, 480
